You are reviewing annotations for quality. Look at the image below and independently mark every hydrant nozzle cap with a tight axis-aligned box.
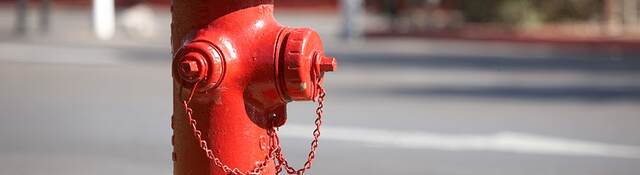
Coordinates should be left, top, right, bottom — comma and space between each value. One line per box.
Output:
280, 28, 336, 101
319, 56, 336, 72
173, 41, 225, 91
178, 53, 207, 83
180, 60, 199, 73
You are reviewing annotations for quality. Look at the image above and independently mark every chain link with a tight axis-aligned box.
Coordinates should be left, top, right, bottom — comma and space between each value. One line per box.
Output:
180, 81, 326, 175
273, 87, 325, 175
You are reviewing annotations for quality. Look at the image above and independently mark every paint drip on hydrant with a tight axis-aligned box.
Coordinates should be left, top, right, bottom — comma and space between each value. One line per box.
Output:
170, 1, 337, 175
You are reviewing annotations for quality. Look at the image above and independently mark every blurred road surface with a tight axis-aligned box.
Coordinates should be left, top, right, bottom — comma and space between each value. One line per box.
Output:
1, 7, 640, 175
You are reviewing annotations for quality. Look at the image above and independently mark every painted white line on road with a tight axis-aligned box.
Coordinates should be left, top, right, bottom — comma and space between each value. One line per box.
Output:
280, 124, 640, 159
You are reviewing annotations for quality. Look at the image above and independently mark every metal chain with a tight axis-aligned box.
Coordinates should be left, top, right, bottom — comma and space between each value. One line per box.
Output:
180, 81, 326, 175
272, 86, 325, 175
181, 81, 276, 175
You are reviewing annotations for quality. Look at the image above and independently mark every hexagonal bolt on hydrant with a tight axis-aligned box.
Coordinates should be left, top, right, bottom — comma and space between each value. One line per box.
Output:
170, 1, 337, 175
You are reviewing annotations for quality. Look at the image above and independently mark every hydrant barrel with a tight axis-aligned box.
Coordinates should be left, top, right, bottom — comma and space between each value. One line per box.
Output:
171, 1, 336, 175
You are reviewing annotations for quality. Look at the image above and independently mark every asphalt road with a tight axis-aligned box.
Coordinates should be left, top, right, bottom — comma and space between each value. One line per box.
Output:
1, 7, 640, 175
1, 38, 640, 175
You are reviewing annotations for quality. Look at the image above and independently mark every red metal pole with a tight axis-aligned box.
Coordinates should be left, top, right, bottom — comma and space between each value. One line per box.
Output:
171, 1, 336, 175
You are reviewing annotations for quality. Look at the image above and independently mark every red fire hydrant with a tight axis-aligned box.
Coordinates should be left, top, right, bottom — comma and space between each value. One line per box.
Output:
170, 1, 336, 175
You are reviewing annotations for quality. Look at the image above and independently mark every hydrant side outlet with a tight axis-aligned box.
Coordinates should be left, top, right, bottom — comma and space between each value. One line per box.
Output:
277, 28, 337, 102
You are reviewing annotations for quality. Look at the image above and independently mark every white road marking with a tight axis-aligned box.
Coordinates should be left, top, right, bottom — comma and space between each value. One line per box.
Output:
280, 124, 640, 159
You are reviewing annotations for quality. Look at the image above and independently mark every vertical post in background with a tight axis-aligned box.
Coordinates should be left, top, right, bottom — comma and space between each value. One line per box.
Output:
605, 0, 623, 36
15, 0, 27, 36
341, 0, 364, 41
623, 0, 639, 33
92, 0, 115, 40
39, 0, 51, 34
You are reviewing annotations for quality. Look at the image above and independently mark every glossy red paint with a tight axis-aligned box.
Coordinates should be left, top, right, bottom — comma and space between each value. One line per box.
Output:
171, 1, 336, 175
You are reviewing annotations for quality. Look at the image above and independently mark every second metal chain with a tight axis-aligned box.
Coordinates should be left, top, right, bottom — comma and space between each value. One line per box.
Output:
181, 81, 326, 175
273, 86, 326, 175
182, 81, 276, 175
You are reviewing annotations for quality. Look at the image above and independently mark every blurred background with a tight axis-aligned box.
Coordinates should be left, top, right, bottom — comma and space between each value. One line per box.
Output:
1, 0, 640, 174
